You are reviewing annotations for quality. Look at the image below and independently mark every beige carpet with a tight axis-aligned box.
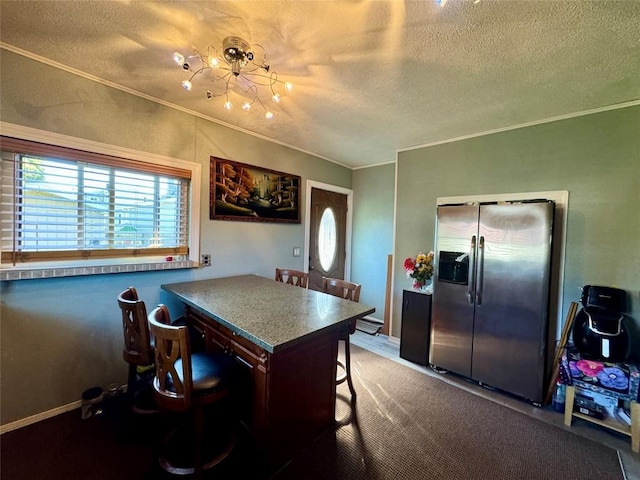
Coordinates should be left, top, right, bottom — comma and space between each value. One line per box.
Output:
275, 344, 623, 480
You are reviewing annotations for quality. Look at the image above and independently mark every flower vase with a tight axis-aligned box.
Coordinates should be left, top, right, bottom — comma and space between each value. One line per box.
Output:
423, 280, 433, 294
414, 280, 433, 294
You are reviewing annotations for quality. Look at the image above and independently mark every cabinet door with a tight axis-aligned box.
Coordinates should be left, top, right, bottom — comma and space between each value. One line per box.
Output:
200, 318, 229, 353
400, 290, 432, 365
185, 307, 268, 429
226, 332, 268, 429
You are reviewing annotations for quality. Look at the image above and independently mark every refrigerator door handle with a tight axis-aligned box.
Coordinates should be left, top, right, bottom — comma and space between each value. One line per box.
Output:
476, 236, 485, 305
467, 235, 477, 304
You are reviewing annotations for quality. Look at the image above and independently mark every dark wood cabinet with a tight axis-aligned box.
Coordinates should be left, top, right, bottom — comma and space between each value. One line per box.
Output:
400, 290, 432, 366
185, 305, 339, 469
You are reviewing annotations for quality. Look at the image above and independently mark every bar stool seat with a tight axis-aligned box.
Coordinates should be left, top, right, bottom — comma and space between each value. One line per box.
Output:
176, 353, 231, 393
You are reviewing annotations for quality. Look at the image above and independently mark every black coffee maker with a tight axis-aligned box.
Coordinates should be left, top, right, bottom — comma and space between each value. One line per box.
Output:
572, 285, 631, 362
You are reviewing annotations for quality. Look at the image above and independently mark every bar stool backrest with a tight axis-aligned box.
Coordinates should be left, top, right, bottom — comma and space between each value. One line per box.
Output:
148, 305, 193, 411
118, 286, 153, 367
275, 268, 309, 288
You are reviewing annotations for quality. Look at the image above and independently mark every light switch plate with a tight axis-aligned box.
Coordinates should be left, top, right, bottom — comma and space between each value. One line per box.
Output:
293, 247, 301, 257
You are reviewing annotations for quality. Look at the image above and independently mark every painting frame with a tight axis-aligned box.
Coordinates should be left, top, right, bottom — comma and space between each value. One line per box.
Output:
210, 157, 301, 223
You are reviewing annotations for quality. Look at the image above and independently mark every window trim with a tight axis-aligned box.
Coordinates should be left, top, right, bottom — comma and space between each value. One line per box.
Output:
0, 122, 201, 280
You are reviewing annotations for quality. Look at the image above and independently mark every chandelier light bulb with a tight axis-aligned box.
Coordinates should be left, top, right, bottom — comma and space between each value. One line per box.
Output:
173, 52, 184, 65
224, 101, 232, 110
242, 102, 251, 111
182, 80, 192, 91
272, 93, 280, 103
209, 57, 219, 68
285, 82, 293, 91
265, 111, 274, 119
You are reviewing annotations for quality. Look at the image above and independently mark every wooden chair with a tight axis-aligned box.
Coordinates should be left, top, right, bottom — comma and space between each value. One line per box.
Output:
148, 304, 237, 478
117, 286, 157, 414
275, 268, 308, 288
322, 277, 362, 400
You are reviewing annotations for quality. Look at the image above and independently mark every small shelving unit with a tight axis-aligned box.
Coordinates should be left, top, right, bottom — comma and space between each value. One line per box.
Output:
564, 385, 639, 453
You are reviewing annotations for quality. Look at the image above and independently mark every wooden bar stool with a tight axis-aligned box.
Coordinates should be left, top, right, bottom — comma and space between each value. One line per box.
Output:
117, 286, 157, 415
322, 277, 361, 400
148, 304, 238, 478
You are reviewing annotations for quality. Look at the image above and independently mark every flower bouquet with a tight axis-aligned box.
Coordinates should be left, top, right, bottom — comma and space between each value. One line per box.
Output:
403, 251, 434, 290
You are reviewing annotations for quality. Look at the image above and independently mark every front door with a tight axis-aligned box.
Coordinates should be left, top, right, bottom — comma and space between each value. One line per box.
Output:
308, 188, 348, 291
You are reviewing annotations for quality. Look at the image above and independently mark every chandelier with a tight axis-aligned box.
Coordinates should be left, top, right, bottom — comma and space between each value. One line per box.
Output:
173, 36, 292, 119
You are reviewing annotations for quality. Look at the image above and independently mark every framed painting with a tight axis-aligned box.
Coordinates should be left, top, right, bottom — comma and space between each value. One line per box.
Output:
210, 157, 301, 223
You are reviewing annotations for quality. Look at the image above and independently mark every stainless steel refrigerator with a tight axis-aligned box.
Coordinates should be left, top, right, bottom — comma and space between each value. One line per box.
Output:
429, 200, 554, 404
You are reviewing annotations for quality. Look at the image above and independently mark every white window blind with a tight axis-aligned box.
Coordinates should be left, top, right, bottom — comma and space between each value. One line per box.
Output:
1, 136, 191, 265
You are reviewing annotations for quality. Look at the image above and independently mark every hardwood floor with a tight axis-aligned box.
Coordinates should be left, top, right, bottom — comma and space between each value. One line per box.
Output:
350, 331, 640, 478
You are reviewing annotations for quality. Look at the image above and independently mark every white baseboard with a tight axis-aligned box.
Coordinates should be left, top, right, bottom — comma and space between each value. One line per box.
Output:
0, 400, 81, 435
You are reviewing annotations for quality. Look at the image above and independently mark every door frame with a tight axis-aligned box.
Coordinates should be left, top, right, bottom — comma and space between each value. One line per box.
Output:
304, 180, 353, 281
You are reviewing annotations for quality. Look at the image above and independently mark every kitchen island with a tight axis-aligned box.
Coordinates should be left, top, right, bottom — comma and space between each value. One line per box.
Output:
161, 274, 375, 469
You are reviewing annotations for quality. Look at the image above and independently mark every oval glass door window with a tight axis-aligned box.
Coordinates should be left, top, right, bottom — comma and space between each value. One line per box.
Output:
318, 207, 337, 271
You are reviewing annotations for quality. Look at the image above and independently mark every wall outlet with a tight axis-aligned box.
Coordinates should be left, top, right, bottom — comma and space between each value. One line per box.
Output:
201, 254, 211, 267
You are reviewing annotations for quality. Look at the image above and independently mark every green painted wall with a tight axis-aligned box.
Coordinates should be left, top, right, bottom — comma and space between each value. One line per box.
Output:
2, 48, 638, 427
352, 163, 396, 321
394, 106, 640, 350
0, 50, 352, 425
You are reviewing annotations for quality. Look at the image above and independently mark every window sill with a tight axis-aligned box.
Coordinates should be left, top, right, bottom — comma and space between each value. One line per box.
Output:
0, 259, 198, 281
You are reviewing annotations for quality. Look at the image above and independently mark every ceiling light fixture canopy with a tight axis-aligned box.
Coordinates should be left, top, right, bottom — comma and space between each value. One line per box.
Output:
173, 36, 292, 120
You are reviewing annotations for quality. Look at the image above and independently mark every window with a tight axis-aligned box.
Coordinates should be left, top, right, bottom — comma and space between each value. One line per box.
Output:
318, 207, 337, 271
1, 136, 195, 269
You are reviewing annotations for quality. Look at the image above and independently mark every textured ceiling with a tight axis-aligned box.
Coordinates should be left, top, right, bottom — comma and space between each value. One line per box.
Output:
1, 0, 639, 169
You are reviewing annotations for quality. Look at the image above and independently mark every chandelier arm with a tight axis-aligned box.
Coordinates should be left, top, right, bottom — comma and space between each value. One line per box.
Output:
203, 71, 235, 98
239, 72, 286, 87
209, 70, 234, 83
252, 43, 267, 55
191, 51, 210, 69
269, 71, 279, 95
252, 92, 268, 112
244, 84, 260, 106
239, 63, 263, 74
224, 75, 235, 100
188, 66, 208, 83
232, 79, 259, 99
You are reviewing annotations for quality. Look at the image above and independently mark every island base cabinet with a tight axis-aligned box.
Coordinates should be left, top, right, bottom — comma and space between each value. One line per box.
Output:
186, 306, 340, 469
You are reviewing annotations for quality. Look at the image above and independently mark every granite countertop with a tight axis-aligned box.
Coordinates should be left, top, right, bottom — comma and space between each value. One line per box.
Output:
161, 274, 375, 353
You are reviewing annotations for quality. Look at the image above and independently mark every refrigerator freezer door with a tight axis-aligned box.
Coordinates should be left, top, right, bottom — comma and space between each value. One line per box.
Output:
430, 204, 479, 376
471, 202, 554, 403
